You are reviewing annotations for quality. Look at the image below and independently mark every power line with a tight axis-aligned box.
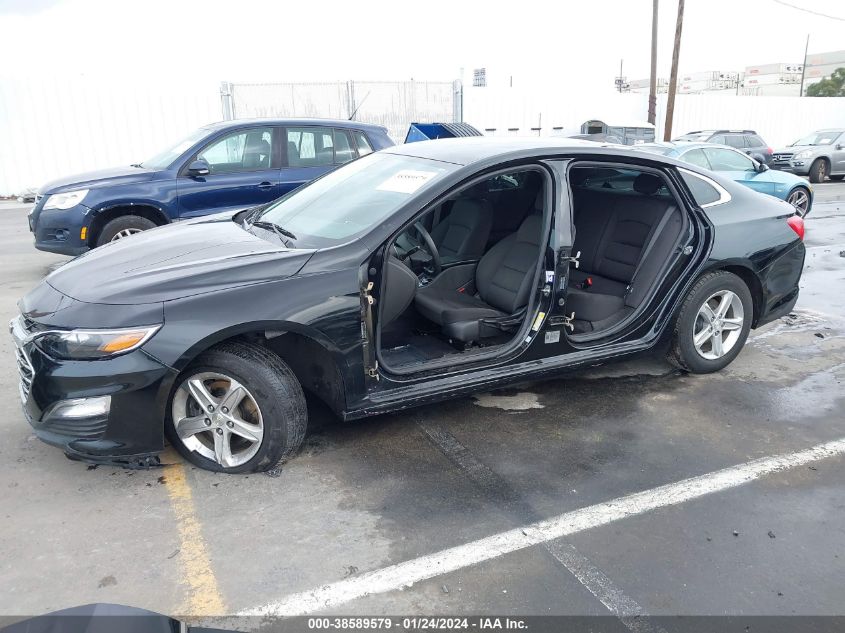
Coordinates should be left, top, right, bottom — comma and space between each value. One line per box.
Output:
770, 0, 845, 22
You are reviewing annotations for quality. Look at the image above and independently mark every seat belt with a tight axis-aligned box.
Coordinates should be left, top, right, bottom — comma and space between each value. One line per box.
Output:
625, 206, 675, 298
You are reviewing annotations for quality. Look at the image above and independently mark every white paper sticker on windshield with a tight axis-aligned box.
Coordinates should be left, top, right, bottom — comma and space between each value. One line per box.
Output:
376, 170, 439, 194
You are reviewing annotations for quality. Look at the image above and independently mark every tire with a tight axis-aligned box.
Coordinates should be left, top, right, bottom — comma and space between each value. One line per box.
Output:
165, 341, 307, 473
830, 175, 844, 181
96, 215, 156, 246
786, 186, 811, 217
808, 158, 828, 184
667, 271, 753, 374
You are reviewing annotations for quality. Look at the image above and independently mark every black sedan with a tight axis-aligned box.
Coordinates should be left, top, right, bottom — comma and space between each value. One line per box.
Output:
12, 138, 806, 473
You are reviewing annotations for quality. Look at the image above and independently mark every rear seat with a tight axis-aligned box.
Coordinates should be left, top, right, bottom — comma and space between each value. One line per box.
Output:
566, 174, 684, 332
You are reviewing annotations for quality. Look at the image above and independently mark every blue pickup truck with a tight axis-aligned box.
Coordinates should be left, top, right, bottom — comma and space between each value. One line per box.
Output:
29, 118, 394, 255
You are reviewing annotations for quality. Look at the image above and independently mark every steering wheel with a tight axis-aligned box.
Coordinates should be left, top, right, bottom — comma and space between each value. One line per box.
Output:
411, 221, 442, 277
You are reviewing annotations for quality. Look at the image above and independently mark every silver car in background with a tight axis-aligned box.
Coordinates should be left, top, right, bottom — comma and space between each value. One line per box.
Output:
772, 129, 845, 183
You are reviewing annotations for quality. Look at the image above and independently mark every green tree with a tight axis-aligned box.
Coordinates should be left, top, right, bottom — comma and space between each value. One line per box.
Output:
806, 67, 845, 97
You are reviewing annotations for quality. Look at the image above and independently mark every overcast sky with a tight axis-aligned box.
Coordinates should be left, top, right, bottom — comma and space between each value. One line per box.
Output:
0, 0, 843, 90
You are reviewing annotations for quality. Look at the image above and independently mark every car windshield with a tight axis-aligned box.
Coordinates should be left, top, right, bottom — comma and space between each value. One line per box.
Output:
253, 152, 455, 248
792, 131, 841, 146
140, 127, 210, 169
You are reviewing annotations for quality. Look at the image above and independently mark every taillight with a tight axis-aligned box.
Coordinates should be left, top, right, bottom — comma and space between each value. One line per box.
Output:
787, 215, 804, 240
767, 147, 773, 154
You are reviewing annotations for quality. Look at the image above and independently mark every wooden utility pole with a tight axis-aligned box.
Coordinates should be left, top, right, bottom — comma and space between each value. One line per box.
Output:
663, 0, 684, 141
648, 0, 658, 124
799, 34, 810, 97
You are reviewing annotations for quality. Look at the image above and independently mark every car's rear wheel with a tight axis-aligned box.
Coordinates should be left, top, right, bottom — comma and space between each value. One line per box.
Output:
668, 271, 753, 374
808, 158, 827, 184
96, 215, 156, 246
787, 186, 811, 217
166, 341, 307, 473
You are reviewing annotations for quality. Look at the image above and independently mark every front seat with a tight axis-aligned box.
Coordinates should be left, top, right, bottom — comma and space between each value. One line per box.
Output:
429, 198, 493, 262
242, 138, 271, 169
414, 213, 544, 343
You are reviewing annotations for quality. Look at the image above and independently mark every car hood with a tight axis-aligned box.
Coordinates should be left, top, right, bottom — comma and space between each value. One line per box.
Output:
39, 166, 157, 195
775, 144, 823, 154
45, 213, 316, 305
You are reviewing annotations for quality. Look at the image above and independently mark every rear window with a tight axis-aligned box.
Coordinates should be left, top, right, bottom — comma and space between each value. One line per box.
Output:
680, 171, 722, 206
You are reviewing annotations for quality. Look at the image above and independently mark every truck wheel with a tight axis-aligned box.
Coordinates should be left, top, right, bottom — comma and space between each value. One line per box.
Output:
166, 341, 307, 473
96, 215, 156, 246
808, 158, 827, 184
667, 271, 753, 374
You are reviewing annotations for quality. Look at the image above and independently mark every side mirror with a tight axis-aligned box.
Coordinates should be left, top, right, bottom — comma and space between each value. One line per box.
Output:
836, 144, 843, 150
187, 159, 210, 176
754, 158, 769, 173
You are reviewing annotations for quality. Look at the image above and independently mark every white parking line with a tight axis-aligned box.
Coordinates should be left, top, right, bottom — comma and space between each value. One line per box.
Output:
418, 418, 660, 631
242, 437, 845, 616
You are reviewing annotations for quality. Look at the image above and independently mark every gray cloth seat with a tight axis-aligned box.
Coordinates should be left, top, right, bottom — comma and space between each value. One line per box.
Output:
429, 198, 493, 262
565, 173, 683, 329
415, 214, 544, 342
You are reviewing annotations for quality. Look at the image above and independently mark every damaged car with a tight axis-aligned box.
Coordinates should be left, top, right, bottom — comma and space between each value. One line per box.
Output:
11, 138, 806, 473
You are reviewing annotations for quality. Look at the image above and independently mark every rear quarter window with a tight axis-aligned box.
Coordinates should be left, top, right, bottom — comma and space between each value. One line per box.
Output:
680, 171, 722, 206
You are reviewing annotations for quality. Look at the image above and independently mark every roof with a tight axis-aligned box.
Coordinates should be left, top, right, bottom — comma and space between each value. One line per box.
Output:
584, 119, 656, 129
383, 136, 660, 167
201, 117, 388, 132
405, 122, 483, 143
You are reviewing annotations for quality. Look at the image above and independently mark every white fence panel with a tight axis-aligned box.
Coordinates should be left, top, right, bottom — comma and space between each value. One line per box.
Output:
230, 80, 456, 143
0, 78, 220, 196
462, 86, 649, 137
654, 94, 845, 148
462, 87, 845, 150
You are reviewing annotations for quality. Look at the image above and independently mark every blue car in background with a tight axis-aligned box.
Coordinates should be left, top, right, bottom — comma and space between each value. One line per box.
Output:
29, 118, 394, 255
637, 142, 813, 217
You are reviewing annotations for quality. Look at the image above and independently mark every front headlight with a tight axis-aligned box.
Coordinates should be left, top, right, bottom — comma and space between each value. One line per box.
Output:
42, 189, 89, 210
33, 325, 161, 360
794, 150, 812, 159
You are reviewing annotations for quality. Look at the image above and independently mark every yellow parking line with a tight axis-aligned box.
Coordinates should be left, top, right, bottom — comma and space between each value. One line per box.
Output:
162, 448, 226, 615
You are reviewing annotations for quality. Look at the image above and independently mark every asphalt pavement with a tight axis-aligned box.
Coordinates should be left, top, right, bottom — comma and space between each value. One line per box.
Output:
0, 185, 843, 629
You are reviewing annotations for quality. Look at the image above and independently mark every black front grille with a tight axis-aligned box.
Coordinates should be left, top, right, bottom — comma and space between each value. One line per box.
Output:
773, 153, 793, 162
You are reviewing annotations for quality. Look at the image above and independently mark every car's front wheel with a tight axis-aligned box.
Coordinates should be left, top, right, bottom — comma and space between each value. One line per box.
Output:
166, 341, 307, 473
668, 271, 753, 374
808, 158, 827, 184
787, 186, 811, 217
96, 215, 157, 246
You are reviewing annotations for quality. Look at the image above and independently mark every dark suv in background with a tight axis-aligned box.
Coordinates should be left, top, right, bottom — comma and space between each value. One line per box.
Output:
29, 118, 394, 255
674, 129, 773, 165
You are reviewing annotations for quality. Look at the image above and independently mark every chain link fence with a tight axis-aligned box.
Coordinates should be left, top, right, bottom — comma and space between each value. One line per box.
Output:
225, 80, 460, 143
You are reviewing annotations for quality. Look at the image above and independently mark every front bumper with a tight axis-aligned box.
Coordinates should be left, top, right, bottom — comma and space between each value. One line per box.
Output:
31, 203, 92, 256
10, 316, 176, 466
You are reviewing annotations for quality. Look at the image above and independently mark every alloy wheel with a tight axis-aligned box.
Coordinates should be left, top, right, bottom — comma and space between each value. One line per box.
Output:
111, 228, 143, 241
171, 371, 264, 468
787, 189, 810, 217
692, 290, 745, 360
